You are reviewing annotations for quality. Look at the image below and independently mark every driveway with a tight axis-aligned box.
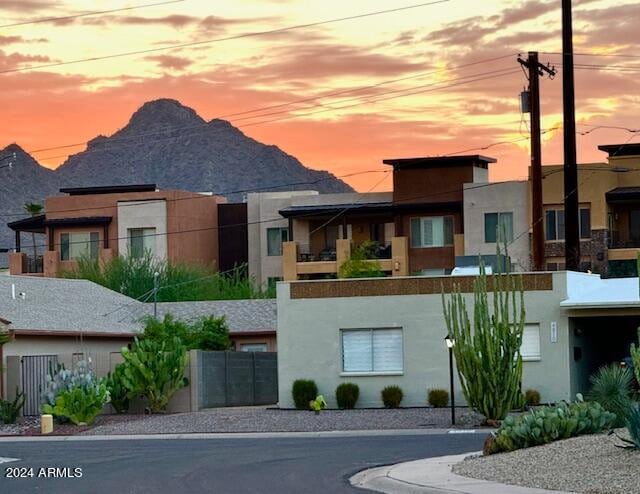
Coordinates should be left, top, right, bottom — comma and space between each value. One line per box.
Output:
0, 431, 486, 493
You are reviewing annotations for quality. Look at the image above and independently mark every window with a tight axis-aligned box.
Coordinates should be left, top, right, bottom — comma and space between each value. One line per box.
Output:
521, 324, 541, 361
410, 216, 453, 248
60, 232, 99, 261
267, 277, 282, 290
267, 227, 289, 256
484, 212, 514, 243
128, 228, 156, 258
342, 328, 403, 374
545, 208, 590, 241
240, 343, 268, 352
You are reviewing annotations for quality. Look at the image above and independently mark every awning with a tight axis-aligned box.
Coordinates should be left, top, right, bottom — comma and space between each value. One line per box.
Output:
7, 214, 45, 233
606, 187, 640, 203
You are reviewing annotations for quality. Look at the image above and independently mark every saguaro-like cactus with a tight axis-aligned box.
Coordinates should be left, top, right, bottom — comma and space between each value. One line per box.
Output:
442, 254, 526, 421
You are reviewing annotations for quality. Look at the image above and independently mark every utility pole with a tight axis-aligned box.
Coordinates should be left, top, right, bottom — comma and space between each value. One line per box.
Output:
562, 0, 580, 271
518, 52, 556, 271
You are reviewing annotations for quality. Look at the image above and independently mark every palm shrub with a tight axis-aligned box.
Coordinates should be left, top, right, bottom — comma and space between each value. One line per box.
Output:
292, 380, 318, 410
588, 364, 633, 427
120, 336, 188, 413
336, 383, 360, 409
381, 385, 403, 408
428, 389, 449, 408
42, 381, 109, 425
105, 366, 130, 414
0, 390, 25, 424
442, 250, 526, 421
488, 395, 616, 454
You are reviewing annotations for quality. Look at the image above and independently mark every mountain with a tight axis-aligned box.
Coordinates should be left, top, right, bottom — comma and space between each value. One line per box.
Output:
0, 99, 353, 264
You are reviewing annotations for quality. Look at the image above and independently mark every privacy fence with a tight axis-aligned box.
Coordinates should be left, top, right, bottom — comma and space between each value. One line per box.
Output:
5, 350, 278, 416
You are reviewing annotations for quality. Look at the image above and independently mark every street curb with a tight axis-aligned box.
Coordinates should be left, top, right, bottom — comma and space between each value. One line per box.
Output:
350, 453, 573, 494
0, 428, 487, 442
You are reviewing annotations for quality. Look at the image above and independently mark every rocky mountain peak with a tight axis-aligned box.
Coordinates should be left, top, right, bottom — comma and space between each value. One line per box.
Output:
125, 98, 205, 131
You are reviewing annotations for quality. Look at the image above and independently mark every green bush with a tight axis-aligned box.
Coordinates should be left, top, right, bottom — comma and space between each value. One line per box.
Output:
524, 389, 541, 407
428, 388, 449, 408
488, 395, 616, 454
292, 380, 318, 410
120, 336, 188, 413
338, 241, 385, 279
0, 390, 25, 424
63, 253, 273, 301
310, 395, 327, 414
142, 314, 231, 351
336, 383, 360, 409
105, 366, 130, 414
42, 381, 109, 425
588, 364, 633, 427
616, 402, 640, 450
381, 385, 403, 408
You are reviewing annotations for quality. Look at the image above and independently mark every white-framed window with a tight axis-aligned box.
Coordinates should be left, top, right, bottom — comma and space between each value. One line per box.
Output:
128, 228, 156, 258
341, 328, 403, 374
484, 212, 514, 243
521, 323, 541, 361
240, 343, 268, 352
267, 227, 289, 256
60, 232, 99, 261
410, 216, 454, 248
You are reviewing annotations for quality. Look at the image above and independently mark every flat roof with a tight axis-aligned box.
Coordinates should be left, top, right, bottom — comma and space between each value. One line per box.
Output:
383, 155, 497, 169
59, 184, 157, 195
598, 143, 640, 157
279, 202, 394, 218
44, 216, 112, 227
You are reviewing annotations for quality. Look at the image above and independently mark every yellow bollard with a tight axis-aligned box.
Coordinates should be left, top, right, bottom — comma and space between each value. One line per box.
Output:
41, 414, 53, 434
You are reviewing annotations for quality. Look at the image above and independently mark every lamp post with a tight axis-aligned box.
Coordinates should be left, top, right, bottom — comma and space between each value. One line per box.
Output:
444, 335, 455, 426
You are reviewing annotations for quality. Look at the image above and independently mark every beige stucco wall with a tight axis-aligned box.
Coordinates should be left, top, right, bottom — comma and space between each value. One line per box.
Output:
247, 191, 319, 287
463, 180, 530, 271
117, 200, 168, 260
276, 272, 574, 408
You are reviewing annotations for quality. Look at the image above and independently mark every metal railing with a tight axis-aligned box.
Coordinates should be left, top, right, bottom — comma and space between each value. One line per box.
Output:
608, 232, 640, 249
24, 255, 44, 273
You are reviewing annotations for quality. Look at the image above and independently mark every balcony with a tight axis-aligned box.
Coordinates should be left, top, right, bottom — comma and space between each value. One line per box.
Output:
282, 237, 408, 281
608, 231, 640, 261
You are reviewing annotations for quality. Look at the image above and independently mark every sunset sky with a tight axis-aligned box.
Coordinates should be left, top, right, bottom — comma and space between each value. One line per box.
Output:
1, 0, 639, 191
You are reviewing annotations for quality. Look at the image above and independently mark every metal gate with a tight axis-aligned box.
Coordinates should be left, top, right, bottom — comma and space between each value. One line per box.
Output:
21, 355, 58, 416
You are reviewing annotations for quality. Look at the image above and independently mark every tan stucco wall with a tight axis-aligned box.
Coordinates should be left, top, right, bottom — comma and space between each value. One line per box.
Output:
277, 272, 574, 408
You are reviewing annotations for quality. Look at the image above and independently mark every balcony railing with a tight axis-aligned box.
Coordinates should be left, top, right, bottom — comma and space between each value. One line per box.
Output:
297, 241, 392, 263
608, 232, 640, 249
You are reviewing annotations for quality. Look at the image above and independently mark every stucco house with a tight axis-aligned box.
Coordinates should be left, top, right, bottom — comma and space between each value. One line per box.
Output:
276, 271, 640, 408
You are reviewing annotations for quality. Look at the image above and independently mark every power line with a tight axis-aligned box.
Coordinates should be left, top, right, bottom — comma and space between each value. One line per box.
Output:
0, 1, 450, 74
542, 52, 640, 60
0, 169, 388, 218
0, 0, 185, 29
32, 66, 521, 163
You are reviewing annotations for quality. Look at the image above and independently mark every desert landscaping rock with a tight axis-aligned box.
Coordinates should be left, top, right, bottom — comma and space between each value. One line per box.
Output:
0, 417, 39, 435
454, 432, 640, 494
82, 406, 479, 435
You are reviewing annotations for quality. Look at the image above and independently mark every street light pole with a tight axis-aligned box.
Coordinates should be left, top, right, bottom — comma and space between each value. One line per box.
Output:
445, 335, 455, 426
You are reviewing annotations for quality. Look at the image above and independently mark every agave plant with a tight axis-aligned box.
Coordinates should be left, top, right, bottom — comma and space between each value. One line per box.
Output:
588, 364, 633, 427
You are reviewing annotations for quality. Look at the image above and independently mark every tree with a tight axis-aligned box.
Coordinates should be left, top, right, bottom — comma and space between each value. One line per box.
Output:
442, 249, 526, 421
23, 202, 43, 261
338, 241, 385, 279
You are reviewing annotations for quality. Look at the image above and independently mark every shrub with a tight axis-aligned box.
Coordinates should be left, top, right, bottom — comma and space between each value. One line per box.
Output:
588, 364, 633, 427
120, 336, 188, 413
524, 389, 541, 407
336, 383, 360, 409
141, 314, 231, 351
42, 381, 109, 425
488, 395, 616, 454
338, 241, 385, 279
382, 385, 403, 408
428, 389, 449, 408
0, 390, 25, 424
442, 248, 526, 421
105, 366, 130, 414
615, 402, 640, 450
63, 254, 272, 301
310, 395, 327, 414
292, 380, 318, 410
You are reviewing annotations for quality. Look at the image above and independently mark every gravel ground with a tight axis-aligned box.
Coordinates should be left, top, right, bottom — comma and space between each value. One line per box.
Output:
82, 406, 479, 435
0, 416, 39, 435
453, 432, 640, 494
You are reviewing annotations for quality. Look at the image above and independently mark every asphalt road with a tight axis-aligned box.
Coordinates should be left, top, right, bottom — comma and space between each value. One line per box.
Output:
0, 432, 486, 493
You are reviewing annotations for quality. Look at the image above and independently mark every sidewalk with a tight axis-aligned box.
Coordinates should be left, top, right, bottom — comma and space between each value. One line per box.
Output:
350, 453, 573, 494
